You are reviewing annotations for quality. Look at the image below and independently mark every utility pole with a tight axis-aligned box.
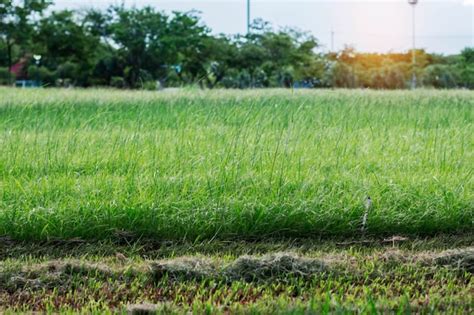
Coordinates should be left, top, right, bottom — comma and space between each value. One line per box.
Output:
331, 28, 335, 52
247, 0, 251, 34
408, 0, 418, 89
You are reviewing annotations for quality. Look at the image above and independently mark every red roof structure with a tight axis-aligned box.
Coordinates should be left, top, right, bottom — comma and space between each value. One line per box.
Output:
10, 58, 29, 80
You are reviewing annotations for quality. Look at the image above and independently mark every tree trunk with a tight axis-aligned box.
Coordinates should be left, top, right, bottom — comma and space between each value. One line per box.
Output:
7, 39, 13, 85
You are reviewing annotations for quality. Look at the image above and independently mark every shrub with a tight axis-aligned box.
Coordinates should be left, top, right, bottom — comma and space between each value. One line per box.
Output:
0, 67, 13, 85
141, 80, 160, 91
111, 76, 126, 89
423, 64, 460, 89
56, 62, 81, 86
27, 66, 56, 86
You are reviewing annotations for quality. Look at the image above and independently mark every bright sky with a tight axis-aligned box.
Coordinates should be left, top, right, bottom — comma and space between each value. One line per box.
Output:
53, 0, 474, 54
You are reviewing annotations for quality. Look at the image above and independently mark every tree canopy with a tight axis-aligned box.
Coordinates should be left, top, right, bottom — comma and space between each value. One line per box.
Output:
0, 2, 472, 89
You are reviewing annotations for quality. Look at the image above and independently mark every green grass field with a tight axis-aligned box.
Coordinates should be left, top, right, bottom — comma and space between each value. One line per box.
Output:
0, 88, 472, 240
0, 87, 473, 313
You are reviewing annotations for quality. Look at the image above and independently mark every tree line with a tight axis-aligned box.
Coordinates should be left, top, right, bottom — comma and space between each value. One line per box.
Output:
1, 0, 473, 89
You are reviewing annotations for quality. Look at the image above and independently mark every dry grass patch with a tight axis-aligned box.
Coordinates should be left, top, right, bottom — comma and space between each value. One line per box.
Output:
225, 252, 328, 281
150, 256, 217, 281
433, 247, 474, 273
1, 260, 115, 292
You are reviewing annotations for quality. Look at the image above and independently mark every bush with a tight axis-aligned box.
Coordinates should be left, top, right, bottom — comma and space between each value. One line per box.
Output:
110, 76, 126, 89
423, 64, 460, 89
459, 65, 474, 89
329, 62, 355, 88
0, 67, 13, 85
27, 66, 56, 86
141, 81, 160, 91
57, 62, 80, 86
220, 69, 241, 88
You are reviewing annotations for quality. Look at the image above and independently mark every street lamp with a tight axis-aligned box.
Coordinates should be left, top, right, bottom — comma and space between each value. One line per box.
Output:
247, 0, 251, 34
408, 0, 418, 89
33, 54, 42, 66
33, 55, 42, 87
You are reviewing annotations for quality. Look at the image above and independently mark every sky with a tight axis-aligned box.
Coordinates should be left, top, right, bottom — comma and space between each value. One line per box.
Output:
52, 0, 474, 54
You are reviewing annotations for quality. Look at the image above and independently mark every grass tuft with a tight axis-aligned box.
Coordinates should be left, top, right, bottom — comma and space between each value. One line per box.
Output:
225, 252, 327, 281
434, 247, 474, 273
151, 257, 216, 281
126, 303, 160, 315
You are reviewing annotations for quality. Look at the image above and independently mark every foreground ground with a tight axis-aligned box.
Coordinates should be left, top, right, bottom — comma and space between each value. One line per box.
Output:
0, 88, 472, 313
1, 236, 473, 313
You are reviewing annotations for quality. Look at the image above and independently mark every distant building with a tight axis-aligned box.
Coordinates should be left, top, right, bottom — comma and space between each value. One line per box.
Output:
10, 56, 41, 88
10, 57, 29, 80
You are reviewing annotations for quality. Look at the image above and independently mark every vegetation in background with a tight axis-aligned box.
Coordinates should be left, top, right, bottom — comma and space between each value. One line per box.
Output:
0, 1, 473, 89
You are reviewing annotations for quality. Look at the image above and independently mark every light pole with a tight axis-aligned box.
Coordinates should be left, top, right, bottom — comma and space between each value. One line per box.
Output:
33, 55, 42, 87
408, 0, 418, 89
331, 28, 334, 52
33, 54, 42, 66
247, 0, 251, 34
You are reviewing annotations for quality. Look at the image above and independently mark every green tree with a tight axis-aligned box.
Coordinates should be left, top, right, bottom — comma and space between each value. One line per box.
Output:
166, 11, 210, 86
35, 10, 102, 86
458, 47, 474, 88
82, 9, 124, 86
107, 6, 170, 88
227, 22, 322, 88
0, 0, 51, 82
202, 35, 237, 88
423, 64, 460, 89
